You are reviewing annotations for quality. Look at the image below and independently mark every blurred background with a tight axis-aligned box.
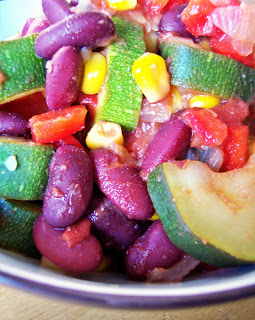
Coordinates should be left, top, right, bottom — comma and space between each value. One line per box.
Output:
0, 0, 43, 40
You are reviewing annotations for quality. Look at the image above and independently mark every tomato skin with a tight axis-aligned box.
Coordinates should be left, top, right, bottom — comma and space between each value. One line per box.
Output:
180, 0, 242, 39
29, 105, 87, 143
62, 218, 91, 249
181, 108, 228, 147
137, 0, 169, 15
181, 0, 217, 38
210, 33, 255, 68
161, 0, 188, 15
220, 124, 249, 171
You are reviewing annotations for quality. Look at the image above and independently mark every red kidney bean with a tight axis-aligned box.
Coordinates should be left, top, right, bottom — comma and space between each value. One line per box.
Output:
21, 17, 50, 37
0, 111, 28, 136
70, 0, 79, 5
42, 0, 73, 25
21, 18, 35, 36
43, 145, 94, 228
90, 148, 154, 220
34, 12, 116, 59
159, 4, 192, 38
46, 46, 83, 110
125, 220, 183, 281
33, 214, 103, 273
88, 197, 148, 252
141, 113, 191, 175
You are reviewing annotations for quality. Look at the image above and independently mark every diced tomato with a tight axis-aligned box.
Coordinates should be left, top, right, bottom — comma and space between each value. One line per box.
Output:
221, 124, 249, 171
137, 0, 169, 16
62, 218, 91, 249
55, 135, 86, 151
125, 119, 162, 164
161, 0, 188, 15
1, 92, 49, 119
181, 0, 241, 38
181, 0, 217, 38
213, 99, 249, 125
181, 108, 228, 147
210, 33, 255, 67
29, 105, 87, 143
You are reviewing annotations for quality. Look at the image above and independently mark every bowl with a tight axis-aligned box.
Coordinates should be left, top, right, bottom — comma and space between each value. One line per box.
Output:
0, 248, 255, 309
1, 0, 255, 310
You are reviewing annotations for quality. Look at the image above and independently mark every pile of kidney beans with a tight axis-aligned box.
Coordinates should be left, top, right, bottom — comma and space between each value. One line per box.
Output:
3, 0, 228, 281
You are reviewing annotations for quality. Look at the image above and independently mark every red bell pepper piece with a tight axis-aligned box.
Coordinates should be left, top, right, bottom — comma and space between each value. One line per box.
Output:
181, 108, 228, 147
29, 105, 87, 143
221, 124, 249, 171
55, 135, 86, 151
62, 218, 91, 249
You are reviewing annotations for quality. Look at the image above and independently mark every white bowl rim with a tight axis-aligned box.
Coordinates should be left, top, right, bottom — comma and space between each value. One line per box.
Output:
0, 249, 255, 309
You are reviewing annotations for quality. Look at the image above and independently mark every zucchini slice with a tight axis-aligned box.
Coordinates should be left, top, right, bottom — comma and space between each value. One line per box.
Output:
160, 38, 255, 102
0, 199, 41, 257
147, 156, 255, 267
0, 34, 46, 104
0, 137, 55, 200
96, 16, 146, 131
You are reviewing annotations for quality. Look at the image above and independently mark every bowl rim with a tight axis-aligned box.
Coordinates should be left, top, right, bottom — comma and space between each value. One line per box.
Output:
0, 249, 255, 309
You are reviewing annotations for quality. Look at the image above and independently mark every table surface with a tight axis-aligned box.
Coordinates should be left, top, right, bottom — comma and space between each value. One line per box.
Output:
0, 283, 255, 320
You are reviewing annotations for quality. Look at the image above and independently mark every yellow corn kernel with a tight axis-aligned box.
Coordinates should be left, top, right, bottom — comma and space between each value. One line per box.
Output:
144, 31, 159, 53
198, 37, 212, 51
81, 52, 107, 95
106, 0, 137, 10
86, 120, 124, 149
189, 95, 220, 109
132, 52, 170, 103
169, 85, 183, 113
96, 256, 113, 272
150, 212, 159, 221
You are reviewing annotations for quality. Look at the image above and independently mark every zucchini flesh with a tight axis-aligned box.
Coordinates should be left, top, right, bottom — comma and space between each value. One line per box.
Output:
147, 156, 255, 267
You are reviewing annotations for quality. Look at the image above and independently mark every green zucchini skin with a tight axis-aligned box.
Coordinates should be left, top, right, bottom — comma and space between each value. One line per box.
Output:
0, 137, 55, 200
160, 40, 255, 102
147, 165, 250, 268
0, 198, 41, 257
0, 34, 46, 104
96, 16, 146, 131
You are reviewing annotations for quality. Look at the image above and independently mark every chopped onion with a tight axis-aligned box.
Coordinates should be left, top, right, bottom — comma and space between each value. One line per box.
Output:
108, 142, 139, 169
147, 254, 200, 283
209, 2, 255, 56
209, 6, 241, 38
198, 145, 224, 172
185, 147, 199, 161
139, 96, 172, 123
185, 146, 224, 172
235, 2, 255, 43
